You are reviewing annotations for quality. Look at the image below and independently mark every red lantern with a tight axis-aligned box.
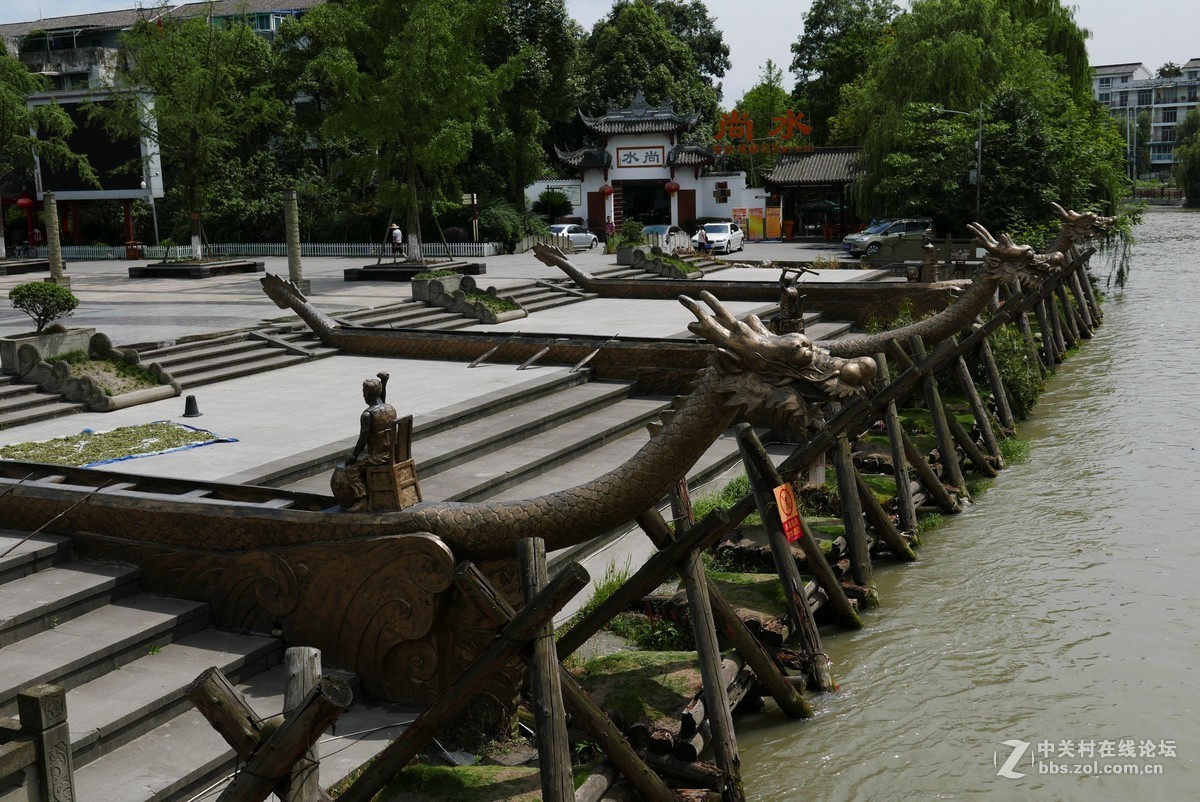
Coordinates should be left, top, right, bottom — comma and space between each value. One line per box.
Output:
664, 180, 680, 194
598, 183, 614, 197
15, 197, 33, 210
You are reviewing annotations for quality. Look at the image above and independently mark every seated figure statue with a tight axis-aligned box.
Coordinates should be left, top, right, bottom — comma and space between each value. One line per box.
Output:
331, 372, 398, 511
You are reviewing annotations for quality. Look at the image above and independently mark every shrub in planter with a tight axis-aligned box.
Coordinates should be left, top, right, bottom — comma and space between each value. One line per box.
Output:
9, 281, 79, 333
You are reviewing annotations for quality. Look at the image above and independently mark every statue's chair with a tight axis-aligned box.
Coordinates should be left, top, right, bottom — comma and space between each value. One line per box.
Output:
365, 415, 423, 511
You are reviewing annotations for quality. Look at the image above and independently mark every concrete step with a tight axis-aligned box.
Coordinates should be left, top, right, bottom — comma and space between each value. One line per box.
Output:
0, 531, 73, 585
73, 662, 411, 802
175, 351, 315, 390
0, 385, 67, 415
0, 379, 38, 401
0, 397, 87, 429
422, 395, 671, 502
0, 594, 209, 715
807, 320, 855, 342
0, 560, 141, 648
66, 628, 282, 770
414, 380, 637, 478
149, 338, 263, 370
163, 343, 303, 380
137, 332, 253, 362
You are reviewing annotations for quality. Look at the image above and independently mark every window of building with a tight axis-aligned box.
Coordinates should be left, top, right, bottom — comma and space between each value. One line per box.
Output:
1119, 91, 1129, 107
1099, 76, 1112, 87
1138, 89, 1153, 105
1163, 108, 1177, 123
1098, 92, 1110, 103
1120, 76, 1130, 84
1160, 127, 1175, 143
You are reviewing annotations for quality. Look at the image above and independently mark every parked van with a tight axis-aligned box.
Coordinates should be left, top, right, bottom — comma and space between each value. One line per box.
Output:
842, 217, 933, 256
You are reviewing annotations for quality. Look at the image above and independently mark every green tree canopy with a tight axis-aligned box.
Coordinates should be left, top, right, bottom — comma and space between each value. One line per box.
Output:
94, 15, 288, 254
285, 0, 502, 257
789, 0, 898, 145
1175, 108, 1200, 207
726, 60, 793, 183
1157, 62, 1183, 78
834, 0, 1126, 234
578, 0, 721, 139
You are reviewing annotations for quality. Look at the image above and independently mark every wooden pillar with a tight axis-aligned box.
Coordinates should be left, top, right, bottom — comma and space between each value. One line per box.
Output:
900, 428, 960, 513
70, 202, 83, 246
853, 466, 916, 560
906, 335, 968, 499
1034, 298, 1059, 367
1010, 280, 1047, 379
518, 538, 573, 802
123, 199, 135, 243
875, 352, 918, 535
1067, 270, 1094, 332
1047, 295, 1068, 355
951, 348, 1002, 464
1055, 283, 1081, 346
670, 484, 744, 802
1076, 261, 1103, 323
284, 647, 323, 802
831, 433, 874, 596
18, 685, 76, 802
976, 329, 1017, 431
735, 424, 837, 689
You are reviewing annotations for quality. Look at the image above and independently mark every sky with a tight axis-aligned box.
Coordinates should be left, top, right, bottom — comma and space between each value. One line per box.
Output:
2, 0, 1196, 104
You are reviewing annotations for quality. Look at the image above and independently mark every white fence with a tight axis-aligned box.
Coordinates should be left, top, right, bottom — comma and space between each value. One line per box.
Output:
646, 232, 694, 252
20, 241, 504, 261
513, 232, 574, 254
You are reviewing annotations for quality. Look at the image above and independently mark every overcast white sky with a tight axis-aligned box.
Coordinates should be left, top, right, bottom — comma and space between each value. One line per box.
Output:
3, 0, 1195, 103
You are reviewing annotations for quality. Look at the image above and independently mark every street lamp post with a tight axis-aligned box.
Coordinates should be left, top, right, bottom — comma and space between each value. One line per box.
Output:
933, 103, 983, 219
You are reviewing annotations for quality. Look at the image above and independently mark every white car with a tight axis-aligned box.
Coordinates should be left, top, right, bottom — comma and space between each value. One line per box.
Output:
692, 222, 744, 254
550, 223, 599, 250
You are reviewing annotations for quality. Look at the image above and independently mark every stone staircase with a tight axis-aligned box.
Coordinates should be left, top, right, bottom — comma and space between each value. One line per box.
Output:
0, 375, 86, 430
0, 529, 410, 802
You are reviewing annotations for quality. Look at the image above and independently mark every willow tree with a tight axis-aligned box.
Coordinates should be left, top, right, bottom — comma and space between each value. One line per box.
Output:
287, 0, 500, 258
1176, 109, 1200, 208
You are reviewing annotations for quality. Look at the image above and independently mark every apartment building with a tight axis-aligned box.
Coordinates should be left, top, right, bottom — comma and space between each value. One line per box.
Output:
1091, 59, 1200, 177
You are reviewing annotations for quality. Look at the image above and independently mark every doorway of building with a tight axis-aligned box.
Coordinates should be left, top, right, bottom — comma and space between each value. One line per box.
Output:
619, 181, 671, 225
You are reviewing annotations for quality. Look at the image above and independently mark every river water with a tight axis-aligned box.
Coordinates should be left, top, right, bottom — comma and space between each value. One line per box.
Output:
738, 206, 1200, 800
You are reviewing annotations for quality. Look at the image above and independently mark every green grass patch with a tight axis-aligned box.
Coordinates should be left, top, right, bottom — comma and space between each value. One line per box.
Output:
559, 559, 632, 637
576, 651, 700, 730
609, 612, 692, 651
0, 422, 219, 466
412, 270, 459, 280
46, 350, 159, 396
1000, 435, 1030, 464
709, 571, 789, 618
465, 290, 520, 313
690, 473, 761, 527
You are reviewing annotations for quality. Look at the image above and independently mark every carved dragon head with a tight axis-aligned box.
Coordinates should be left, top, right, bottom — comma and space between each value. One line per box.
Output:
682, 291, 876, 437
969, 222, 1065, 290
261, 273, 306, 309
1050, 202, 1116, 251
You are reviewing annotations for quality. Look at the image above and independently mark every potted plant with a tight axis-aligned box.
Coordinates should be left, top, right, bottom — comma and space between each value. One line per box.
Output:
612, 219, 648, 264
411, 269, 462, 302
1, 281, 95, 374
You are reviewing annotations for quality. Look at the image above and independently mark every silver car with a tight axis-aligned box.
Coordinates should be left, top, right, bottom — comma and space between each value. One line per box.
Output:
842, 217, 933, 256
550, 223, 599, 250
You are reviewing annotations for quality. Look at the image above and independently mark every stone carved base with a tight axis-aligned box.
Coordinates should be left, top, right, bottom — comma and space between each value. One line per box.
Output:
71, 532, 524, 709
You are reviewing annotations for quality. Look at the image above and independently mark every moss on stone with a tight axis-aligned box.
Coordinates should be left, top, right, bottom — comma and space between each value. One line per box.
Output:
576, 651, 699, 731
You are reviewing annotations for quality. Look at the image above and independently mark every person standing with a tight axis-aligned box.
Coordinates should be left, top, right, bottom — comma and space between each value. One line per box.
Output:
388, 223, 403, 260
604, 215, 616, 241
696, 225, 708, 253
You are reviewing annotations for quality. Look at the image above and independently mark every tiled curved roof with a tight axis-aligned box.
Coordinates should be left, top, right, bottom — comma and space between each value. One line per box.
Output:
763, 146, 862, 187
667, 144, 715, 167
580, 92, 700, 135
554, 145, 612, 169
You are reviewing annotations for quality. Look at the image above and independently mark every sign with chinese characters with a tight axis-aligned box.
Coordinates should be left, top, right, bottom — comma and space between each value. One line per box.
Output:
748, 208, 764, 240
712, 108, 816, 156
773, 482, 802, 543
615, 146, 665, 168
766, 207, 782, 239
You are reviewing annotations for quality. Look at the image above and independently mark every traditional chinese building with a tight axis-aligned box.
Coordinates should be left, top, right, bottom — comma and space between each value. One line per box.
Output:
528, 93, 753, 234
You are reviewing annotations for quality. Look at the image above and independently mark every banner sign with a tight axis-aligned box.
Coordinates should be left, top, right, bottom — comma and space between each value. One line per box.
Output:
773, 482, 802, 543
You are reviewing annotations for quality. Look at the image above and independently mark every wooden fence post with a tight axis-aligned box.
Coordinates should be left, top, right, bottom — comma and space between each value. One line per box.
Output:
875, 352, 918, 535
284, 647, 323, 802
517, 538, 573, 802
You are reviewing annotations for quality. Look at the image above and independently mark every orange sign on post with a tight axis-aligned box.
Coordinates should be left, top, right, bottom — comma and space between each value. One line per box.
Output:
773, 482, 802, 543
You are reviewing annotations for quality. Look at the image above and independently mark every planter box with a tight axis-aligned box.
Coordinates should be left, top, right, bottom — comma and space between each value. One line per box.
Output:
0, 327, 96, 375
412, 274, 462, 302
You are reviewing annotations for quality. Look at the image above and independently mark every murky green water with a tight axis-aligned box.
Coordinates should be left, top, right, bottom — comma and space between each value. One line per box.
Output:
738, 207, 1200, 800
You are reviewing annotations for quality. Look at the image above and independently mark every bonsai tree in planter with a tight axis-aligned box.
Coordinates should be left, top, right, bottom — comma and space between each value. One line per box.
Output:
9, 281, 79, 333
